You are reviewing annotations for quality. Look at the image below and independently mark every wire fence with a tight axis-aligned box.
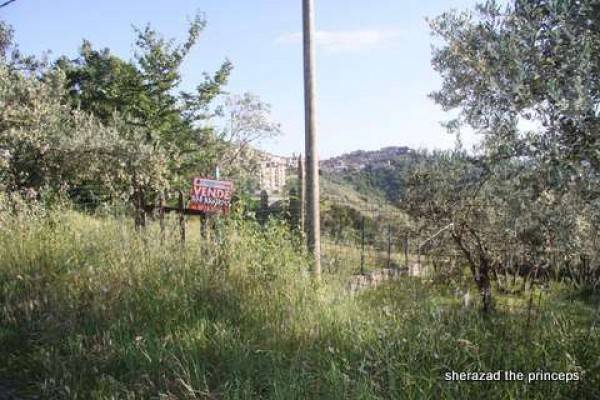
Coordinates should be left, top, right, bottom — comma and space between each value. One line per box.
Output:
3, 185, 598, 292
4, 187, 598, 324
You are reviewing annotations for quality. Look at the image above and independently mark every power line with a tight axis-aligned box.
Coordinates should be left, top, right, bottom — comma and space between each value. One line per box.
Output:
0, 0, 17, 9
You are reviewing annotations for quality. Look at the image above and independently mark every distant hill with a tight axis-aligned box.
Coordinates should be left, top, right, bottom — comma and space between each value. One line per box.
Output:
320, 146, 423, 204
320, 175, 396, 214
319, 174, 409, 242
320, 146, 412, 173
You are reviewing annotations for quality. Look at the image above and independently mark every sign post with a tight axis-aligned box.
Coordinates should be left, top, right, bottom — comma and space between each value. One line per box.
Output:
190, 177, 233, 245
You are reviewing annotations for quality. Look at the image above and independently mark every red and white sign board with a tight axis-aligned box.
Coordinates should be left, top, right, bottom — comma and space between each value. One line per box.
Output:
189, 177, 234, 214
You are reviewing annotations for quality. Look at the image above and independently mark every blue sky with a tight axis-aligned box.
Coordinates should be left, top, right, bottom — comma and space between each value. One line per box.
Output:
2, 0, 480, 158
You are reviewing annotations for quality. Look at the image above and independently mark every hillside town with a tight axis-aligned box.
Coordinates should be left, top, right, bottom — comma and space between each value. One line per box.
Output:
253, 146, 414, 195
320, 146, 411, 172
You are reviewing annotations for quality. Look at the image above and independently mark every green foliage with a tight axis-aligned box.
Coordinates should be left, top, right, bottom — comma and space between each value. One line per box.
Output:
256, 190, 270, 225
2, 2, 600, 397
0, 64, 167, 200
287, 187, 301, 230
405, 0, 600, 304
56, 14, 233, 194
429, 0, 599, 196
1, 15, 282, 208
0, 210, 598, 398
431, 0, 599, 158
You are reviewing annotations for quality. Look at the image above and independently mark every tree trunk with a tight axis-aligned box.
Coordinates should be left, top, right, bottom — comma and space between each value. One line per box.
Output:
453, 232, 493, 313
479, 275, 493, 313
477, 256, 493, 313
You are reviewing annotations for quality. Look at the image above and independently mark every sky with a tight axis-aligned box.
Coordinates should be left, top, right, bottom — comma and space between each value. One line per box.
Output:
2, 0, 481, 159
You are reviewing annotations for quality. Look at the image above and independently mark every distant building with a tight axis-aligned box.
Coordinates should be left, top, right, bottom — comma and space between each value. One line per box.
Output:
256, 152, 288, 194
287, 153, 300, 170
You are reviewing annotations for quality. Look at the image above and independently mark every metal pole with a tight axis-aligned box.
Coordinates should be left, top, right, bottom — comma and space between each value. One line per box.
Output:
360, 215, 365, 275
387, 224, 392, 269
404, 235, 409, 270
303, 0, 321, 277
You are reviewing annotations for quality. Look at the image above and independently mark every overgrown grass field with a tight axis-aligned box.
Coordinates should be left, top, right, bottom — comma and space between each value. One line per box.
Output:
1, 209, 599, 399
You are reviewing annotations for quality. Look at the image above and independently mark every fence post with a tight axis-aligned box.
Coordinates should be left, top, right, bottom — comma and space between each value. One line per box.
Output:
199, 213, 205, 240
134, 188, 146, 231
213, 214, 222, 245
134, 187, 140, 230
159, 192, 165, 244
526, 288, 534, 328
404, 235, 409, 270
140, 191, 146, 228
203, 214, 210, 240
178, 190, 186, 244
360, 215, 365, 275
387, 224, 392, 269
512, 253, 518, 286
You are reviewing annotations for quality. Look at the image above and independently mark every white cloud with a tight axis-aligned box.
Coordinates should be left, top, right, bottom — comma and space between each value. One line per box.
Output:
276, 28, 402, 52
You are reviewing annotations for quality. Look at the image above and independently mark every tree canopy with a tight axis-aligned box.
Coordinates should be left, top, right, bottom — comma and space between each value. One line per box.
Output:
0, 15, 279, 206
397, 0, 600, 309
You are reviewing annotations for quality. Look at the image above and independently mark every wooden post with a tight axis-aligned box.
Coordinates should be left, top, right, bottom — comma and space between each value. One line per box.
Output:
178, 190, 186, 244
159, 193, 165, 244
134, 187, 140, 230
404, 235, 409, 270
360, 215, 365, 275
134, 187, 146, 230
303, 0, 321, 277
387, 224, 392, 269
527, 288, 534, 328
201, 213, 209, 240
199, 213, 205, 240
212, 214, 221, 245
139, 191, 146, 228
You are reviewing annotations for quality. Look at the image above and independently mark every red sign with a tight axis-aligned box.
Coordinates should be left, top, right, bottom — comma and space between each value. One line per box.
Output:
189, 177, 234, 214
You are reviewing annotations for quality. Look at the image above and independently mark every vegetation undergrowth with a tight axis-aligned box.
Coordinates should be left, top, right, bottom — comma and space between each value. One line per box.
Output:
1, 209, 599, 399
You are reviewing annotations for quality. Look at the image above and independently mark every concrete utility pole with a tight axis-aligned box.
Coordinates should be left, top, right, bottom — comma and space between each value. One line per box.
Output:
303, 0, 321, 277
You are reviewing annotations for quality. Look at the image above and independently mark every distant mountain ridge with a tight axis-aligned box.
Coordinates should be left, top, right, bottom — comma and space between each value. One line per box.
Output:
320, 146, 424, 205
320, 146, 412, 172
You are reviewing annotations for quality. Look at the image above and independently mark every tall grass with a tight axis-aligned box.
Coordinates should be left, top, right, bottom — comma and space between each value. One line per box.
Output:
0, 208, 599, 399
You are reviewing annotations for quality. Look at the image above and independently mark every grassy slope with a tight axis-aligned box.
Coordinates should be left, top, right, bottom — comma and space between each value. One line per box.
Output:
0, 210, 599, 399
319, 175, 411, 276
320, 174, 398, 214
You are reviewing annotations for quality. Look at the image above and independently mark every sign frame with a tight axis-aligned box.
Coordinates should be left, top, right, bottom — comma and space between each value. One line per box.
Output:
189, 177, 234, 214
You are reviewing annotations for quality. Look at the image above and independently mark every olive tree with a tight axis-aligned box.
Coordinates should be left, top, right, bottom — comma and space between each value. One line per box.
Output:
422, 0, 600, 295
0, 64, 169, 203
